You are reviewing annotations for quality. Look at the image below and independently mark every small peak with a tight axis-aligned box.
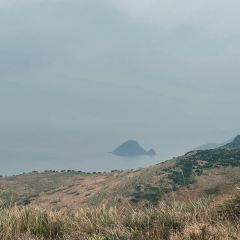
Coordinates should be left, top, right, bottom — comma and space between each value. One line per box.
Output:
111, 140, 156, 157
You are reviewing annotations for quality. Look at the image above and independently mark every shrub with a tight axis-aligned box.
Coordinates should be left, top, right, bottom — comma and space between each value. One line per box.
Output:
217, 195, 240, 220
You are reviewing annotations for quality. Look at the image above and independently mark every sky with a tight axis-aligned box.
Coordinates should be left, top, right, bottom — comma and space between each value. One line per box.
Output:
0, 0, 240, 174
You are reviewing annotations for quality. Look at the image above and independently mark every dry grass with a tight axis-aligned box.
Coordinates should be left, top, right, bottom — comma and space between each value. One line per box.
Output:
0, 195, 239, 240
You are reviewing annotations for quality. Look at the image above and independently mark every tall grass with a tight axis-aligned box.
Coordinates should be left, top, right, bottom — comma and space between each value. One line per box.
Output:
0, 196, 239, 240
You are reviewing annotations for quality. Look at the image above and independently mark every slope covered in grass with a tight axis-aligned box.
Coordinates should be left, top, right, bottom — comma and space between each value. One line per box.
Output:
0, 147, 240, 208
0, 194, 239, 240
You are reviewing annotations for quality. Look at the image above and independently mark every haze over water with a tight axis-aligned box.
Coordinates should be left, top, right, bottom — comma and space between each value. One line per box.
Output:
0, 126, 164, 175
1, 0, 240, 175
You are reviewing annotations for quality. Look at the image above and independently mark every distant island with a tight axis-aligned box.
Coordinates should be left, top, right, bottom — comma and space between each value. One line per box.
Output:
110, 140, 156, 157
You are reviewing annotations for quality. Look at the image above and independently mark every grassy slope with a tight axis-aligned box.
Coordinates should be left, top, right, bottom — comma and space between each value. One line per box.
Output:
0, 194, 240, 240
0, 148, 240, 239
0, 147, 240, 209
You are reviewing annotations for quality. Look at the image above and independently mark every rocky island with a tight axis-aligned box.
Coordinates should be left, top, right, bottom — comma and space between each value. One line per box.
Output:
110, 140, 156, 157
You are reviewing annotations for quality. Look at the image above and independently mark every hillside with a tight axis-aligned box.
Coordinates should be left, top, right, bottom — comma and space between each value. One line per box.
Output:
193, 138, 233, 150
223, 135, 240, 148
0, 146, 240, 240
0, 146, 240, 209
1, 194, 240, 240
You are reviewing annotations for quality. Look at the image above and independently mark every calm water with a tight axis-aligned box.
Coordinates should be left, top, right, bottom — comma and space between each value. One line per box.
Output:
0, 127, 166, 175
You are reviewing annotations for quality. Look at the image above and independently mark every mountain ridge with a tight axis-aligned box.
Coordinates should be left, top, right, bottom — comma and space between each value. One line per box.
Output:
194, 137, 234, 150
222, 135, 240, 149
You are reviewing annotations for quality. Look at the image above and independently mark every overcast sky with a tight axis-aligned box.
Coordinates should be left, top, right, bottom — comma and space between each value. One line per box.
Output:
0, 0, 240, 174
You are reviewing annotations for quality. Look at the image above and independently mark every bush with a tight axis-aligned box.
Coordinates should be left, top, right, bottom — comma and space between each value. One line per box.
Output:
217, 195, 240, 220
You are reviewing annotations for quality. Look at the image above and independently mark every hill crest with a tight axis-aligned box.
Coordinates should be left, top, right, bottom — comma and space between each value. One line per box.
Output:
223, 135, 240, 148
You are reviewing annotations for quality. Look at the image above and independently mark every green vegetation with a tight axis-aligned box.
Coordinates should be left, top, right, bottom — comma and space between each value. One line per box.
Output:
131, 185, 171, 205
217, 195, 240, 220
125, 148, 240, 205
167, 148, 240, 186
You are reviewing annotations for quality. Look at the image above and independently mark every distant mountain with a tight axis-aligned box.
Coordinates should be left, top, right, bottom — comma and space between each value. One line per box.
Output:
194, 138, 233, 150
111, 140, 156, 157
223, 135, 240, 148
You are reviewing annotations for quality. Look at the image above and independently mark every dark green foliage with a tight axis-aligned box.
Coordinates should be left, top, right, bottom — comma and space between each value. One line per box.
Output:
195, 169, 203, 176
181, 148, 240, 169
130, 148, 240, 205
217, 195, 240, 220
168, 171, 185, 186
131, 185, 170, 205
168, 161, 195, 186
181, 161, 193, 178
168, 148, 240, 186
204, 186, 220, 196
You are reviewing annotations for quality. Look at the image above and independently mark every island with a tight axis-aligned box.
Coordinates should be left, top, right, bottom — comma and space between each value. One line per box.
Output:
110, 140, 156, 157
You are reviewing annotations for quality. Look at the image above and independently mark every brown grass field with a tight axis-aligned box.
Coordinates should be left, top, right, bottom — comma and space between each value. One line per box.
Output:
0, 148, 240, 239
0, 193, 240, 240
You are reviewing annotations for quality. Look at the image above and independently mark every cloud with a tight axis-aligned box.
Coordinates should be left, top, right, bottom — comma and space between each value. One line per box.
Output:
0, 0, 37, 8
0, 0, 66, 9
2, 0, 240, 30
107, 0, 240, 30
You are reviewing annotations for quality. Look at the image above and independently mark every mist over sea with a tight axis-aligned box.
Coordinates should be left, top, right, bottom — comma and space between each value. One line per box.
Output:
1, 125, 236, 176
0, 126, 167, 176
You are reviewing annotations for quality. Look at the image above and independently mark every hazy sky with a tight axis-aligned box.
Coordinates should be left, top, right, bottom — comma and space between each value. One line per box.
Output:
0, 0, 240, 174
